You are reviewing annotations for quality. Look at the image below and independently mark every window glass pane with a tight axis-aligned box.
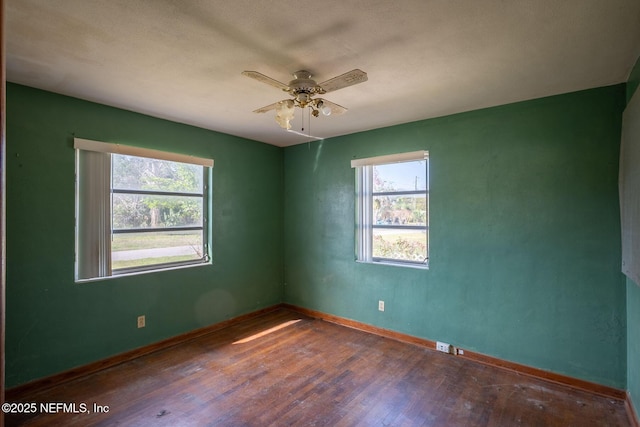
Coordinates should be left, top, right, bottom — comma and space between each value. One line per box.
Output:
372, 228, 427, 262
373, 194, 427, 226
112, 230, 203, 270
373, 161, 426, 192
113, 194, 203, 229
112, 155, 203, 193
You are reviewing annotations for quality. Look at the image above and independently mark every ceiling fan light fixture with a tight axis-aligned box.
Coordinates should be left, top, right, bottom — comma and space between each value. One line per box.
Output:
275, 100, 295, 129
315, 100, 331, 116
297, 92, 310, 104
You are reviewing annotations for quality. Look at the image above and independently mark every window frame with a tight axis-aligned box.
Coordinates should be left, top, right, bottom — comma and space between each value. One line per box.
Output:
74, 138, 213, 282
352, 150, 429, 269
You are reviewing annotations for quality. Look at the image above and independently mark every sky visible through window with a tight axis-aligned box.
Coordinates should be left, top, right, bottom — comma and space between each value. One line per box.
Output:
374, 160, 427, 192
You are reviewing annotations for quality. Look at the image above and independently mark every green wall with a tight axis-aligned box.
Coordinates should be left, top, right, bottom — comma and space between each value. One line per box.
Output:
283, 85, 627, 388
626, 52, 640, 415
5, 83, 284, 388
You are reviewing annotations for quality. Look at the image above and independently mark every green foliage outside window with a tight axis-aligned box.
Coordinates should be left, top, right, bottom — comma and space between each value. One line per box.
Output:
112, 155, 202, 230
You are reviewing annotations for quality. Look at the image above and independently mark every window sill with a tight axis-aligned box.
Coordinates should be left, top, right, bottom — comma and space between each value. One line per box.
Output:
355, 260, 429, 270
75, 260, 212, 284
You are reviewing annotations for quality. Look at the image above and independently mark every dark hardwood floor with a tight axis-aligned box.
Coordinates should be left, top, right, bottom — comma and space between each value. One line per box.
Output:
5, 308, 630, 426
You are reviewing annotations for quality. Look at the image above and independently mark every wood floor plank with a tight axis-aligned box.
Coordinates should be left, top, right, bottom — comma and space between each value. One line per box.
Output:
5, 308, 630, 426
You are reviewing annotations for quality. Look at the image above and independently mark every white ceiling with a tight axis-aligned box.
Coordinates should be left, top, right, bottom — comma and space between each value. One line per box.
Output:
6, 0, 640, 147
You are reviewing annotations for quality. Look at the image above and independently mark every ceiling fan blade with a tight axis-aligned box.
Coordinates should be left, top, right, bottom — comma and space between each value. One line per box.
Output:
318, 98, 348, 115
252, 100, 289, 113
242, 71, 289, 91
318, 69, 368, 93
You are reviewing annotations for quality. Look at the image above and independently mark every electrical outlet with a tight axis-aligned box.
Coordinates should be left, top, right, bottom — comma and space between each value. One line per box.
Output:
436, 341, 451, 353
137, 315, 146, 328
378, 300, 385, 312
457, 348, 464, 355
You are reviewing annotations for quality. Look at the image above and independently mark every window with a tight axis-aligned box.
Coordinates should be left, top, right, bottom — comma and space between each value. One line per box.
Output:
74, 138, 213, 280
352, 151, 429, 268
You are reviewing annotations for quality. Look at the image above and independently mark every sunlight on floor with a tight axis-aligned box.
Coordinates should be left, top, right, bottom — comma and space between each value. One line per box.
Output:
232, 319, 302, 344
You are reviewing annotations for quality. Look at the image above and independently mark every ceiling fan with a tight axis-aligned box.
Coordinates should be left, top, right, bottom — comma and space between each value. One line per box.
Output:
242, 69, 368, 130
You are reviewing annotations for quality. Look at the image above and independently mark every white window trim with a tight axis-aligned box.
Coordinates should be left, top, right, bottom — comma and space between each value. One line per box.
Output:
350, 150, 428, 168
352, 150, 429, 269
73, 138, 214, 168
